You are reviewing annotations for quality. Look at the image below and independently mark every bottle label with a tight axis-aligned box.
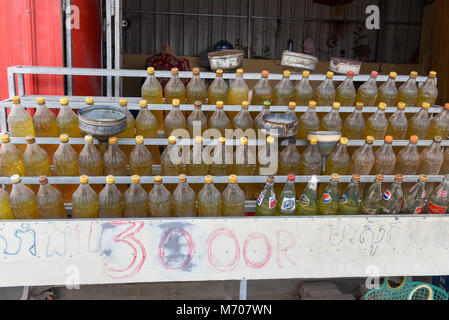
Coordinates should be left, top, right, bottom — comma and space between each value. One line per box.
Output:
300, 195, 310, 206
256, 193, 264, 206
322, 193, 332, 204
281, 197, 296, 211
257, 193, 277, 209
383, 190, 392, 201
414, 205, 425, 215
427, 202, 447, 215
269, 196, 277, 209
340, 194, 348, 205
437, 189, 448, 198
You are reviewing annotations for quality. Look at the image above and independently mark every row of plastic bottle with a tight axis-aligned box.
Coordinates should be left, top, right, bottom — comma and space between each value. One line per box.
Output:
256, 174, 449, 216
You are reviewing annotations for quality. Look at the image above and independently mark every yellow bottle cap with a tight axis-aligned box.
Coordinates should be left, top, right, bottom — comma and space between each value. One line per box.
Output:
154, 175, 163, 184
131, 175, 140, 183
119, 98, 127, 106
419, 174, 428, 183
147, 67, 155, 75
340, 137, 348, 145
389, 72, 397, 78
216, 69, 223, 76
178, 174, 187, 183
267, 136, 275, 144
309, 100, 317, 109
10, 175, 21, 184
12, 96, 20, 104
0, 133, 10, 143
172, 99, 181, 107
195, 136, 203, 144
410, 71, 418, 78
136, 135, 144, 144
218, 137, 226, 145
429, 71, 437, 78
192, 68, 200, 75
109, 136, 117, 144
85, 97, 94, 104
26, 135, 35, 144
60, 97, 69, 105
241, 101, 250, 109
85, 135, 93, 143
397, 102, 406, 110
229, 174, 237, 184
288, 102, 297, 110
303, 71, 310, 78
205, 175, 213, 184
356, 102, 364, 109
139, 99, 148, 108
106, 175, 115, 184
236, 69, 244, 76
326, 71, 334, 78
168, 136, 176, 144
60, 134, 69, 143
171, 68, 179, 75
378, 102, 387, 110
422, 102, 431, 109
333, 102, 341, 110
216, 101, 224, 109
80, 175, 89, 184
366, 136, 375, 144
36, 97, 45, 104
240, 136, 248, 146
283, 70, 291, 78
309, 138, 318, 145
331, 173, 340, 182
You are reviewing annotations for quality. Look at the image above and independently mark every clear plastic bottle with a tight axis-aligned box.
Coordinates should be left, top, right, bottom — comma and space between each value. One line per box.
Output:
141, 67, 164, 128
186, 68, 207, 104
428, 103, 449, 140
373, 136, 396, 176
228, 68, 249, 105
387, 102, 408, 140
293, 71, 314, 106
164, 98, 186, 138
56, 97, 81, 137
401, 174, 428, 215
297, 100, 320, 139
276, 174, 297, 216
380, 174, 404, 214
148, 175, 173, 218
116, 98, 136, 141
397, 71, 418, 107
72, 175, 98, 219
198, 175, 222, 217
164, 67, 186, 104
187, 100, 207, 137
325, 137, 350, 175
336, 71, 356, 106
365, 102, 388, 140
161, 136, 183, 176
342, 102, 365, 140
210, 137, 233, 178
23, 136, 52, 178
208, 69, 228, 105
33, 97, 59, 137
103, 136, 127, 177
339, 174, 361, 215
129, 135, 152, 177
360, 174, 384, 215
298, 175, 319, 216
233, 101, 255, 132
187, 136, 208, 178
315, 72, 336, 106
8, 96, 35, 137
417, 71, 438, 107
252, 70, 273, 105
279, 137, 301, 175
255, 176, 277, 216
254, 101, 272, 131
441, 148, 449, 175
356, 71, 378, 107
426, 174, 449, 215
348, 136, 375, 175
36, 175, 67, 219
53, 134, 79, 203
419, 136, 444, 175
98, 175, 124, 218
286, 102, 299, 122
0, 133, 26, 177
0, 187, 14, 220
273, 70, 294, 106
321, 102, 342, 132
173, 174, 196, 217
135, 99, 158, 138
234, 136, 256, 199
9, 175, 40, 219
208, 101, 231, 136
299, 138, 322, 175
124, 175, 149, 218
376, 72, 398, 107
79, 135, 103, 177
396, 135, 421, 175
222, 175, 246, 217
406, 102, 431, 140
319, 173, 340, 215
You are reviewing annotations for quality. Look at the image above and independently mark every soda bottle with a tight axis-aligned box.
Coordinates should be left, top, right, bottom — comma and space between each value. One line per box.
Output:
254, 101, 272, 131
9, 175, 40, 219
187, 136, 208, 177
149, 175, 173, 218
293, 71, 314, 106
397, 71, 418, 107
428, 103, 449, 140
208, 69, 228, 105
53, 134, 79, 203
339, 174, 361, 215
187, 101, 207, 137
36, 175, 67, 219
172, 174, 196, 217
380, 174, 404, 214
273, 70, 294, 106
419, 136, 444, 175
234, 136, 256, 199
161, 136, 183, 177
279, 137, 301, 175
72, 175, 98, 219
401, 174, 428, 215
252, 70, 273, 105
0, 187, 14, 220
103, 137, 127, 176
222, 175, 246, 217
141, 67, 163, 129
129, 135, 152, 192
116, 98, 136, 155
297, 175, 319, 216
321, 102, 342, 132
426, 174, 449, 215
277, 174, 297, 216
319, 173, 340, 215
8, 96, 35, 137
186, 68, 207, 104
297, 101, 320, 139
348, 136, 375, 175
387, 102, 408, 140
417, 71, 438, 107
56, 97, 81, 138
361, 174, 384, 215
342, 102, 365, 140
0, 133, 25, 177
124, 175, 149, 218
336, 71, 356, 106
373, 136, 396, 176
406, 102, 431, 140
299, 138, 322, 175
356, 71, 378, 107
98, 175, 124, 218
233, 101, 255, 132
32, 97, 59, 161
136, 99, 158, 138
164, 98, 186, 138
228, 68, 249, 105
255, 176, 277, 216
325, 137, 350, 175
441, 148, 449, 175
365, 102, 388, 140
376, 72, 398, 107
164, 68, 186, 104
315, 72, 336, 106
208, 101, 231, 136
78, 135, 104, 192
396, 135, 420, 175
23, 136, 52, 192
198, 175, 222, 217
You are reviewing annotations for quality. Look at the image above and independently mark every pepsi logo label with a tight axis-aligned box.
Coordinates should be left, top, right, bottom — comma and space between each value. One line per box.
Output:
322, 193, 332, 203
256, 193, 264, 206
269, 196, 277, 209
383, 190, 392, 201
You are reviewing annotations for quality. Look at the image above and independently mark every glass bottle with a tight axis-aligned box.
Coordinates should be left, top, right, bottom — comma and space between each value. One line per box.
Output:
255, 176, 277, 216
273, 70, 294, 106
254, 101, 272, 131
321, 102, 342, 132
124, 175, 149, 218
417, 71, 438, 107
315, 71, 336, 106
0, 133, 26, 177
228, 68, 249, 105
325, 137, 350, 175
72, 175, 98, 219
172, 174, 196, 217
186, 68, 207, 104
336, 71, 356, 106
297, 100, 320, 140
279, 137, 301, 175
397, 71, 418, 107
298, 175, 319, 216
276, 174, 297, 216
98, 175, 124, 218
135, 99, 158, 138
187, 100, 207, 137
164, 98, 186, 138
8, 96, 35, 137
342, 102, 365, 140
103, 136, 127, 177
419, 136, 444, 175
401, 174, 428, 215
164, 67, 186, 104
426, 174, 449, 215
348, 136, 375, 175
319, 173, 340, 216
56, 97, 81, 137
0, 187, 14, 220
387, 102, 408, 140
299, 138, 322, 175
208, 101, 231, 136
373, 136, 396, 176
339, 174, 361, 215
36, 175, 67, 219
233, 101, 255, 132
149, 175, 173, 218
428, 103, 449, 140
395, 135, 421, 175
198, 175, 222, 217
53, 134, 79, 203
356, 71, 378, 107
365, 102, 388, 140
360, 174, 384, 215
141, 67, 164, 129
208, 69, 228, 105
293, 70, 314, 106
376, 72, 398, 107
222, 174, 246, 217
380, 174, 404, 215
252, 70, 273, 105
9, 175, 39, 219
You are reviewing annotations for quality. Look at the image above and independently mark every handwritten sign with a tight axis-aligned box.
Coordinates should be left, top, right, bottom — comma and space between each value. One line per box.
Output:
0, 216, 448, 287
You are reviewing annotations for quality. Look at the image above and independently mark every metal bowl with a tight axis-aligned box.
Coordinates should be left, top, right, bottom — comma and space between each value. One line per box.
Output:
261, 113, 298, 138
208, 50, 244, 71
78, 105, 127, 141
307, 131, 342, 157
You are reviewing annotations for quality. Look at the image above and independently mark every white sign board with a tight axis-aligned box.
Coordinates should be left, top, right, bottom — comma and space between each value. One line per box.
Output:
0, 216, 448, 287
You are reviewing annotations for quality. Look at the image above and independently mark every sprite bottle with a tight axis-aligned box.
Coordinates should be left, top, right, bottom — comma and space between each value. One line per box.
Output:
298, 175, 319, 216
339, 174, 361, 215
401, 174, 428, 215
319, 174, 340, 215
276, 174, 297, 216
255, 176, 277, 216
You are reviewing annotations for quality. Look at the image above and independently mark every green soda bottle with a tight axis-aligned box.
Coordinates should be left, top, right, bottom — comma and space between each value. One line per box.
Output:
276, 174, 297, 216
319, 174, 340, 215
339, 174, 361, 215
255, 176, 277, 216
298, 175, 319, 216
